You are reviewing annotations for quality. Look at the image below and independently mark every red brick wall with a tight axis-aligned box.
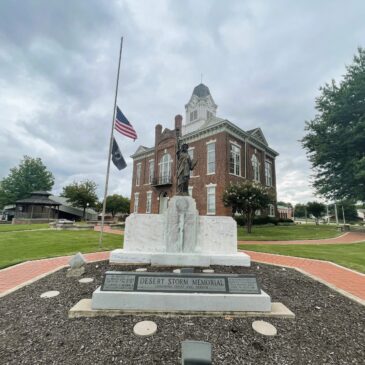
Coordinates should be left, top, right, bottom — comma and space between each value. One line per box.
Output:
130, 125, 277, 216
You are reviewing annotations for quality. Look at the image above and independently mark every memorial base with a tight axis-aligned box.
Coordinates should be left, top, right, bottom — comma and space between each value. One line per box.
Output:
91, 287, 271, 312
110, 249, 250, 267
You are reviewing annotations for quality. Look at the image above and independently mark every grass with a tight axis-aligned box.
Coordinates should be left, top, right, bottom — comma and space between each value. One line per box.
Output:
0, 230, 123, 269
238, 242, 365, 273
237, 224, 341, 241
0, 223, 50, 232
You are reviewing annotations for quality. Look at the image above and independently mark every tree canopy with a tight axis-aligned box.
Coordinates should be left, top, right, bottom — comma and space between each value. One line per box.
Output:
0, 156, 54, 208
223, 181, 274, 233
306, 201, 326, 224
294, 203, 307, 218
105, 194, 130, 217
61, 180, 98, 219
302, 48, 365, 202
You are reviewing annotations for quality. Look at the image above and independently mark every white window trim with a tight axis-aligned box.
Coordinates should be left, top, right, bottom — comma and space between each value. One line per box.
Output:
146, 191, 152, 213
148, 159, 154, 185
268, 204, 275, 217
188, 186, 193, 197
159, 153, 172, 182
207, 142, 216, 175
136, 163, 142, 186
134, 193, 139, 213
206, 184, 216, 215
205, 139, 216, 145
229, 140, 241, 149
265, 160, 272, 187
251, 154, 260, 182
229, 143, 241, 177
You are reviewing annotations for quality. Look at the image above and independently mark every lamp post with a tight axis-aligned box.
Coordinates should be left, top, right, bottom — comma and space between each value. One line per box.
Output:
85, 202, 90, 221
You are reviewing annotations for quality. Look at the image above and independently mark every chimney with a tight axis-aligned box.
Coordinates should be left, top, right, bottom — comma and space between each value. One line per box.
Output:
155, 124, 162, 146
174, 114, 183, 132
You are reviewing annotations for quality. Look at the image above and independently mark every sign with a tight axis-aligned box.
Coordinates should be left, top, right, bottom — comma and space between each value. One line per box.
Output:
101, 272, 261, 294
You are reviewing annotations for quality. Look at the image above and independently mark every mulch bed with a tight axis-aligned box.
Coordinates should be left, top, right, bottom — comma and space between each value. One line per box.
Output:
0, 261, 364, 364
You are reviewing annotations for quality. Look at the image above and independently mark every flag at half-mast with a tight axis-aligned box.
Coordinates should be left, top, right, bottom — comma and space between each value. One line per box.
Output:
114, 106, 138, 140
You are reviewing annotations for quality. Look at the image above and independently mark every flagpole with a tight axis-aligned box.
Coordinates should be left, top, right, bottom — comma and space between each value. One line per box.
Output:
99, 36, 124, 249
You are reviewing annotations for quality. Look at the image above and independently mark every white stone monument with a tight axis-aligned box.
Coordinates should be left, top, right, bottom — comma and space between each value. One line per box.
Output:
110, 196, 250, 267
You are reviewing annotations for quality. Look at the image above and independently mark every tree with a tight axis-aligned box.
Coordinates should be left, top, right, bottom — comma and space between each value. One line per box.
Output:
61, 180, 98, 219
105, 194, 130, 217
0, 156, 54, 208
294, 203, 307, 218
337, 200, 358, 222
302, 48, 365, 202
223, 181, 275, 233
306, 201, 326, 224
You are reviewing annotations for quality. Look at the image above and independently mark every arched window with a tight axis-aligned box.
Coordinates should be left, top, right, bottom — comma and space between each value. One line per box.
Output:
251, 154, 260, 182
159, 153, 172, 184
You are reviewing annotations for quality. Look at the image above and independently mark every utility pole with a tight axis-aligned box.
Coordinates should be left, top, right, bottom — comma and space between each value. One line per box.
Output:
342, 205, 346, 225
305, 206, 307, 224
334, 203, 339, 226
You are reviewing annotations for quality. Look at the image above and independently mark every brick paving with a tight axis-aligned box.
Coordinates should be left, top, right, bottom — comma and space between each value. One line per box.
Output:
0, 252, 109, 297
244, 250, 365, 302
94, 225, 124, 235
94, 225, 365, 245
1, 250, 364, 304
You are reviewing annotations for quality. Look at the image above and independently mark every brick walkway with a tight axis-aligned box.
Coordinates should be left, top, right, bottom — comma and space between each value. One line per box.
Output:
94, 225, 124, 235
244, 250, 365, 303
94, 225, 365, 245
0, 252, 109, 297
1, 250, 364, 304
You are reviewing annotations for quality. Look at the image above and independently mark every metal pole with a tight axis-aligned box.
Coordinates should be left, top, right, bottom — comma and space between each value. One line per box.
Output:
334, 202, 339, 226
326, 204, 329, 224
305, 206, 307, 224
99, 37, 124, 249
342, 205, 346, 225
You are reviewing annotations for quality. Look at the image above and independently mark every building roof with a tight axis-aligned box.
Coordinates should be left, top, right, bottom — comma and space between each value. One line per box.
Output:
50, 196, 98, 217
131, 117, 279, 159
16, 191, 60, 206
192, 83, 211, 98
31, 191, 52, 196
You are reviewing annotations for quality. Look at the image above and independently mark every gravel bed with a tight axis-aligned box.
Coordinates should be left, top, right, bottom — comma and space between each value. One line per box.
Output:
0, 262, 364, 364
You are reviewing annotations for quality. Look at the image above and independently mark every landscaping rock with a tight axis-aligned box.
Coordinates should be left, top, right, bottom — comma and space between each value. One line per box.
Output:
68, 252, 86, 269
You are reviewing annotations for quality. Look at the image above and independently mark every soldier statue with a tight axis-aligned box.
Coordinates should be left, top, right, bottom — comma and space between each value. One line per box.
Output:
176, 130, 197, 195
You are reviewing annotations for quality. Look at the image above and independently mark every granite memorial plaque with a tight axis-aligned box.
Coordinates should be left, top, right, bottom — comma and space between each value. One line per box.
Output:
101, 272, 260, 294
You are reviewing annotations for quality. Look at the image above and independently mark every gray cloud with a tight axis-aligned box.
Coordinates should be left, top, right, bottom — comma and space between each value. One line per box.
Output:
1, 0, 365, 204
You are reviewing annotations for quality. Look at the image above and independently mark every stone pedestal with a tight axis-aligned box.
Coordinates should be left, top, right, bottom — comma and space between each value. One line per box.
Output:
91, 287, 271, 312
110, 196, 250, 267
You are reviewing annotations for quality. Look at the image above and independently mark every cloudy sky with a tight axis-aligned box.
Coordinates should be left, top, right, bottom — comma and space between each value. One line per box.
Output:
1, 0, 364, 204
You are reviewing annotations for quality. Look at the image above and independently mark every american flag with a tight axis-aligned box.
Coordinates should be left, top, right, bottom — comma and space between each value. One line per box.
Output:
114, 106, 138, 140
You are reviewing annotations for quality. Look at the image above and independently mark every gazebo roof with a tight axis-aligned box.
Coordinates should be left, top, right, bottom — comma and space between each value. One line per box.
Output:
15, 191, 61, 206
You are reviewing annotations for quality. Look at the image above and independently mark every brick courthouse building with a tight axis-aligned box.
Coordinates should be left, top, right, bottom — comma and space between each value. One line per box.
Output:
130, 83, 279, 216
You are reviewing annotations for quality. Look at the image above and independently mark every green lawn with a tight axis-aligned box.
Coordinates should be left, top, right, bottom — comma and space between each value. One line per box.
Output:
238, 225, 341, 241
0, 223, 49, 232
239, 242, 365, 273
0, 230, 123, 269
